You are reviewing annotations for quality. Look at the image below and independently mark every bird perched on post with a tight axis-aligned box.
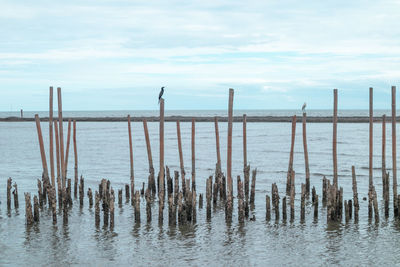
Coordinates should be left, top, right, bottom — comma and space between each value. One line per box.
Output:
302, 102, 307, 112
158, 87, 165, 104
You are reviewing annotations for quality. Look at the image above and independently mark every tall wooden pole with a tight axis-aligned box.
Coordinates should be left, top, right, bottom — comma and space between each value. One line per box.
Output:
64, 119, 72, 179
159, 98, 165, 195
333, 89, 338, 187
73, 120, 78, 197
128, 115, 134, 198
49, 86, 55, 187
286, 115, 296, 194
392, 86, 397, 216
191, 118, 196, 191
369, 87, 373, 189
143, 119, 154, 172
35, 115, 49, 179
176, 120, 185, 180
57, 87, 65, 188
227, 88, 234, 197
214, 117, 221, 169
382, 114, 386, 200
54, 120, 61, 182
243, 114, 247, 169
303, 112, 310, 195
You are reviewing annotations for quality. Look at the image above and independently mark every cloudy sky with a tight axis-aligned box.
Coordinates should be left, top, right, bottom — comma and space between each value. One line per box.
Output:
1, 0, 399, 111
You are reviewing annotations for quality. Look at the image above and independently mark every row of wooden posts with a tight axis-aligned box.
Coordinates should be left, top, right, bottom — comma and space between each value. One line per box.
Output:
3, 85, 400, 226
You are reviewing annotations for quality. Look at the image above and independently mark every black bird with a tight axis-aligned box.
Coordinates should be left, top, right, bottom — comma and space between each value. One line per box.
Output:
158, 86, 165, 104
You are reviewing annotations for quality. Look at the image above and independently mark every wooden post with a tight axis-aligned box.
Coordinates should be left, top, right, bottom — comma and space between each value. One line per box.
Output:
7, 178, 12, 210
369, 87, 374, 189
72, 120, 78, 199
302, 112, 310, 195
282, 196, 287, 221
290, 171, 295, 222
25, 193, 33, 225
214, 117, 221, 169
382, 115, 386, 199
243, 114, 247, 169
13, 182, 19, 209
110, 189, 115, 229
33, 195, 39, 222
191, 118, 196, 192
128, 115, 135, 203
314, 195, 318, 221
20, 109, 23, 118
64, 119, 72, 181
54, 120, 61, 184
88, 188, 93, 208
57, 87, 66, 188
333, 89, 338, 187
159, 99, 165, 197
250, 169, 257, 206
143, 119, 154, 172
35, 115, 50, 180
286, 115, 296, 194
95, 191, 100, 227
176, 120, 186, 197
49, 86, 55, 187
300, 183, 305, 222
227, 88, 234, 198
352, 166, 359, 222
392, 86, 398, 216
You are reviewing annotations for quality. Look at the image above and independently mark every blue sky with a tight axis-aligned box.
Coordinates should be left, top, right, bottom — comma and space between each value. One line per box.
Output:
0, 0, 399, 111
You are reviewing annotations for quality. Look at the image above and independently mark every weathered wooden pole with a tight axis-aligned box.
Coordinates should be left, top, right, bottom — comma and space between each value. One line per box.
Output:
382, 114, 386, 199
73, 120, 78, 198
286, 115, 296, 195
7, 178, 12, 210
352, 166, 359, 222
57, 87, 66, 188
214, 117, 221, 169
13, 182, 19, 209
49, 86, 55, 187
159, 98, 165, 197
369, 87, 374, 189
392, 86, 398, 216
191, 118, 196, 192
54, 120, 61, 183
35, 115, 50, 180
333, 89, 338, 187
128, 115, 135, 202
143, 119, 154, 172
64, 119, 72, 179
227, 88, 234, 198
25, 193, 33, 226
243, 114, 247, 169
302, 112, 310, 195
176, 120, 186, 195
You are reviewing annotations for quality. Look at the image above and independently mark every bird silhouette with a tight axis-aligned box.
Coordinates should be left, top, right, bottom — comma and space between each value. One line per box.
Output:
302, 102, 307, 112
158, 86, 165, 104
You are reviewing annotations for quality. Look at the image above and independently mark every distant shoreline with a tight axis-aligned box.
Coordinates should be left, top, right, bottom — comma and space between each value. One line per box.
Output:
0, 116, 398, 123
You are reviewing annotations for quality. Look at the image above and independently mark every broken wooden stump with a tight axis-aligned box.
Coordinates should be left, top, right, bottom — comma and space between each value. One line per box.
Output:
25, 193, 33, 226
33, 195, 39, 222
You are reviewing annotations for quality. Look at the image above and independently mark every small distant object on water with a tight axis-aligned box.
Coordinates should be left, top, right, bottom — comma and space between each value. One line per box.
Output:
302, 102, 307, 112
158, 86, 165, 104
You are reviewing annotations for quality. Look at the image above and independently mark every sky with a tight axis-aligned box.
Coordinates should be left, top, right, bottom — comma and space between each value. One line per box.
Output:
0, 0, 400, 111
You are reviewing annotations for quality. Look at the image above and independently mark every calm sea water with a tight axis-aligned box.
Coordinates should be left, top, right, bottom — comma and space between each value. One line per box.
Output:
1, 113, 400, 266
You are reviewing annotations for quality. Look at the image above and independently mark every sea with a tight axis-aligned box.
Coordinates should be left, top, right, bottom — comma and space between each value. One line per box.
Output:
0, 110, 399, 266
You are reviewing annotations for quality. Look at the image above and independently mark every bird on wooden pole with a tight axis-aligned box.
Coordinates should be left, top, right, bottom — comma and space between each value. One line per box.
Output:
302, 102, 307, 112
158, 87, 165, 104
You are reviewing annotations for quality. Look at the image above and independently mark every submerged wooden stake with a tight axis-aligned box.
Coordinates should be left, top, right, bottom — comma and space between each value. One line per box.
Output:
243, 114, 247, 169
250, 169, 257, 207
282, 196, 287, 221
49, 86, 55, 187
88, 188, 93, 208
352, 166, 359, 222
302, 112, 310, 195
333, 89, 338, 187
227, 88, 234, 198
35, 115, 50, 182
392, 86, 398, 216
7, 178, 12, 210
13, 182, 19, 209
95, 191, 100, 227
382, 114, 386, 200
33, 195, 39, 222
176, 120, 186, 197
25, 193, 33, 225
143, 119, 154, 172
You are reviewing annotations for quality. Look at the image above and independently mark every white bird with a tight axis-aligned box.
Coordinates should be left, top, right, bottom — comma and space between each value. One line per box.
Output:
302, 102, 306, 112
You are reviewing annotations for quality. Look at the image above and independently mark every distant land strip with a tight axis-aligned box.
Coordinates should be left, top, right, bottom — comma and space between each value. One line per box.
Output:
0, 116, 399, 123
